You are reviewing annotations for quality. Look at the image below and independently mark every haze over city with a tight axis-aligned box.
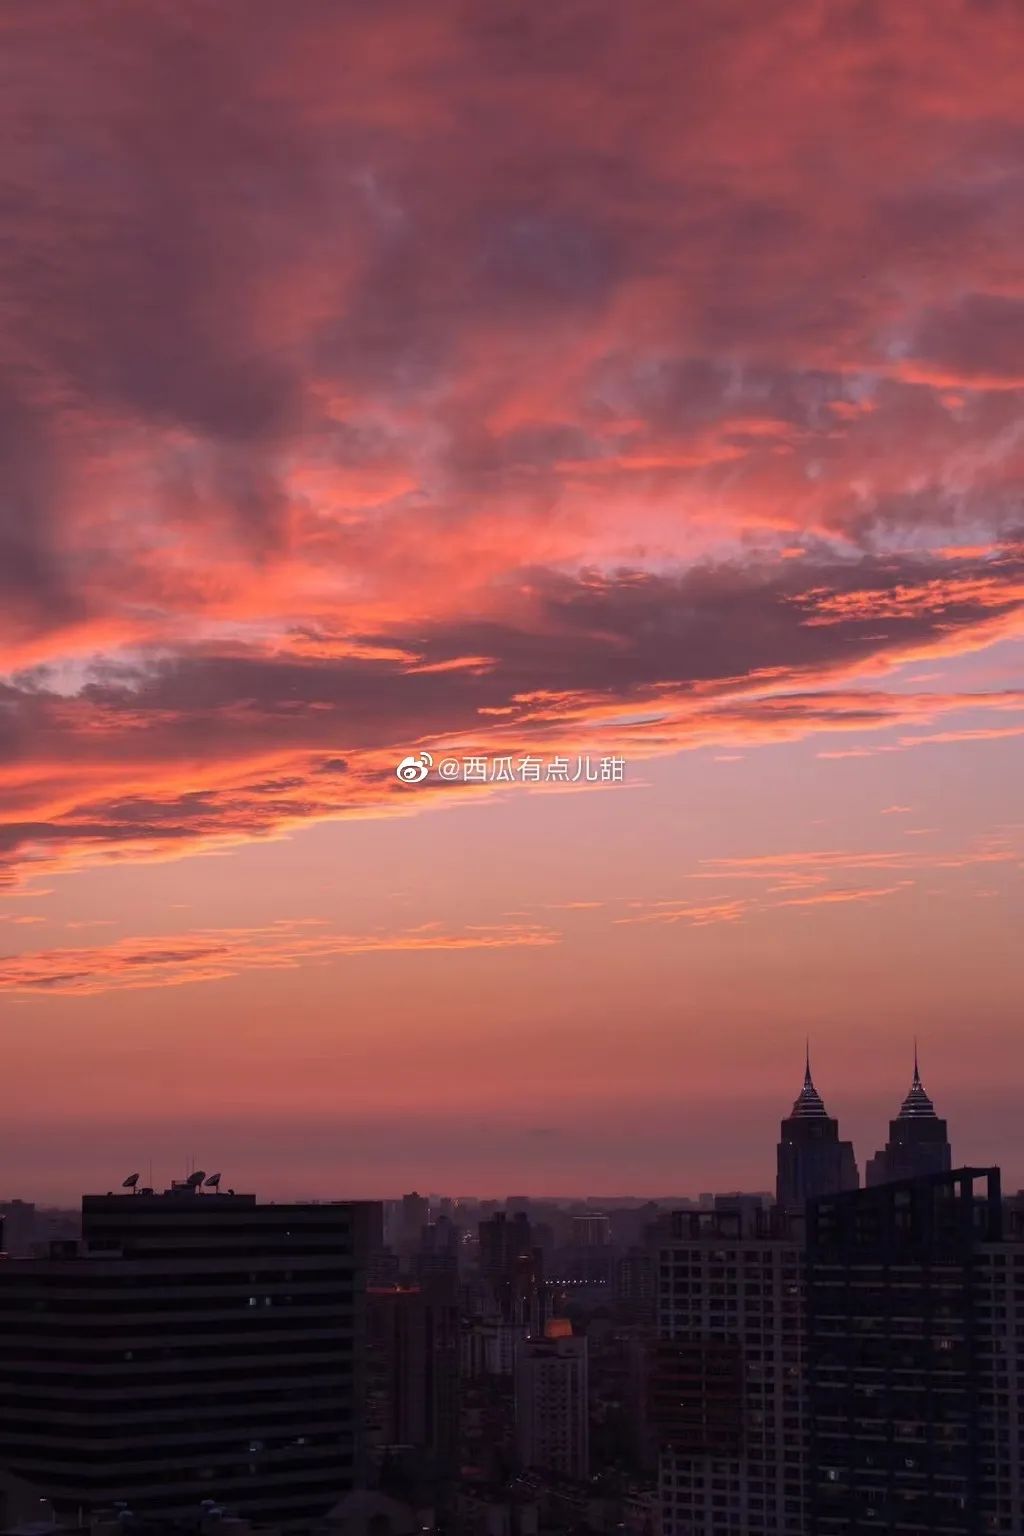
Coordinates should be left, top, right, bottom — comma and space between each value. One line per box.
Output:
0, 0, 1022, 1203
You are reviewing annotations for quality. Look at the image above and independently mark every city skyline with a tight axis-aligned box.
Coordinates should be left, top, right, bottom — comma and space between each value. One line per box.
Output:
0, 1050, 991, 1207
1, 0, 1022, 1199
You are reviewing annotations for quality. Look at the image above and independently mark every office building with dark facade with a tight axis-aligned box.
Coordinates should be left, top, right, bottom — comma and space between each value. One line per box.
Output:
866, 1055, 953, 1188
365, 1279, 460, 1478
806, 1167, 1024, 1535
478, 1212, 544, 1325
777, 1056, 859, 1215
0, 1182, 380, 1528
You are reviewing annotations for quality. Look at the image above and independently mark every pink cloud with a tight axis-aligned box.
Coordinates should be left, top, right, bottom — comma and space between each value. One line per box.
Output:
0, 0, 1021, 895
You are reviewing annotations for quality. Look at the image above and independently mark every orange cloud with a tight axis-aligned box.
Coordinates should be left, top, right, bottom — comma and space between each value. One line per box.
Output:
772, 883, 914, 909
0, 919, 560, 997
614, 899, 750, 928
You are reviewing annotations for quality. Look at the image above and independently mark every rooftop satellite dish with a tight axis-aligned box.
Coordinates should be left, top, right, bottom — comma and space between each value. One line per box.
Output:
204, 1172, 222, 1188
122, 1173, 140, 1189
186, 1170, 206, 1188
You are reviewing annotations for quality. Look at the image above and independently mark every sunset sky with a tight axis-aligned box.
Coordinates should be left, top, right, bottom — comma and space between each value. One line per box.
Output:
1, 0, 1022, 1202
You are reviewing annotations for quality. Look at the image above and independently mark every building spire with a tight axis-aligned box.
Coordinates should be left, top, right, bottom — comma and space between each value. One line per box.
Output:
899, 1042, 936, 1119
790, 1041, 828, 1118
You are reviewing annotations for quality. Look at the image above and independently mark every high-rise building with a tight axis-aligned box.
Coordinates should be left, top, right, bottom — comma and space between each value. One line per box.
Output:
0, 1182, 380, 1527
365, 1279, 459, 1475
411, 1214, 460, 1285
865, 1053, 953, 1187
479, 1212, 543, 1325
806, 1167, 1020, 1535
0, 1202, 35, 1258
480, 1212, 533, 1282
614, 1246, 656, 1325
653, 1206, 806, 1536
514, 1327, 589, 1481
974, 1204, 1024, 1534
571, 1214, 611, 1248
396, 1192, 429, 1262
776, 1053, 859, 1214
